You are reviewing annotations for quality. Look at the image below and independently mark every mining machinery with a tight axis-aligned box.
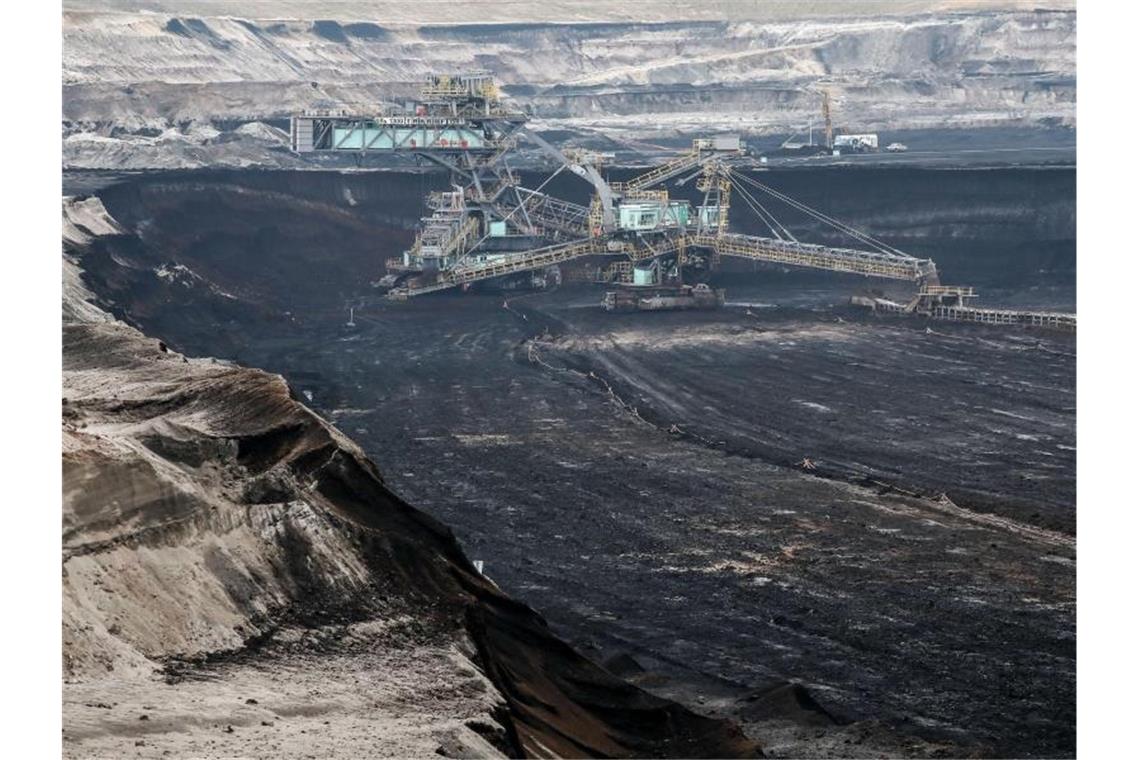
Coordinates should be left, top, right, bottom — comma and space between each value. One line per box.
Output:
291, 73, 942, 303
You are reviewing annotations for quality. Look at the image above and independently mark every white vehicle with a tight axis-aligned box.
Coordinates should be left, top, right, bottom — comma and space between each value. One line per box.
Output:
833, 133, 879, 151
886, 142, 909, 153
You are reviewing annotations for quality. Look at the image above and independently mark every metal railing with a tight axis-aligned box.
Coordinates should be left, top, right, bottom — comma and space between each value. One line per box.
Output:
392, 238, 608, 298
609, 187, 670, 202
689, 233, 935, 281
411, 214, 481, 260
627, 236, 683, 261
622, 150, 703, 192
602, 261, 633, 282
932, 306, 1076, 330
921, 285, 977, 298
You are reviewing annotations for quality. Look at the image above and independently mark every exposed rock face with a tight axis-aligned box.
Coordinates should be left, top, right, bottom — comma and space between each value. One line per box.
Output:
61, 197, 762, 758
62, 4, 1074, 168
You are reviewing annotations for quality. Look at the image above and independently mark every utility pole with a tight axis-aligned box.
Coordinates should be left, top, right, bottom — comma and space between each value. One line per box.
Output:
822, 90, 833, 150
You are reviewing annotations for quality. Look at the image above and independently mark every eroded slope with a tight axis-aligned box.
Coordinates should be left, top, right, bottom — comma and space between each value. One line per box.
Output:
62, 198, 761, 759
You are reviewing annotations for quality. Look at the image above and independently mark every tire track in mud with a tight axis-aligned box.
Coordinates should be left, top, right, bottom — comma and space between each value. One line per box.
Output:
505, 293, 729, 449
919, 491, 1073, 549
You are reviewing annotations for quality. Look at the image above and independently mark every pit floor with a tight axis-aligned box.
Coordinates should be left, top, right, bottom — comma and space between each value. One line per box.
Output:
228, 284, 1075, 758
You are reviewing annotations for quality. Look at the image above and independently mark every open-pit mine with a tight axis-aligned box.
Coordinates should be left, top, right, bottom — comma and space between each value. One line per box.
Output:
62, 3, 1075, 758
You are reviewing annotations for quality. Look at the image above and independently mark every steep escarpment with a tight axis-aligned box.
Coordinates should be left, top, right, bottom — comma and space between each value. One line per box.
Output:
62, 5, 1074, 168
62, 198, 761, 758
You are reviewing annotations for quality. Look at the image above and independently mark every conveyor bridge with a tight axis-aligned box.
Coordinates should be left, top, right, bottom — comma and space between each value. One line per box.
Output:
389, 238, 607, 299
690, 233, 936, 282
390, 231, 933, 298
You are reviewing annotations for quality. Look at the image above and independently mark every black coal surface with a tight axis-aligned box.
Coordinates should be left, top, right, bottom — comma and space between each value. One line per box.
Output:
71, 166, 1076, 757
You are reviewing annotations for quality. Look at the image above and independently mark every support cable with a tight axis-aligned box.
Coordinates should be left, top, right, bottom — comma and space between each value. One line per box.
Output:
728, 168, 865, 245
728, 168, 910, 257
734, 168, 902, 255
731, 177, 797, 241
732, 181, 783, 239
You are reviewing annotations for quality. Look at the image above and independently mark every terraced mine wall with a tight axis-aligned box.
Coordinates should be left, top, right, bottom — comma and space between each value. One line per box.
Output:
63, 8, 1074, 169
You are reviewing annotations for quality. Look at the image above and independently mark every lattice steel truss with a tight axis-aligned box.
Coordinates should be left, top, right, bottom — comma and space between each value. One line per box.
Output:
291, 74, 942, 301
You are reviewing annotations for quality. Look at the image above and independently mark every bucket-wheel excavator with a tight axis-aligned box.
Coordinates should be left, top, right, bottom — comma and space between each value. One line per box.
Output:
292, 73, 976, 313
